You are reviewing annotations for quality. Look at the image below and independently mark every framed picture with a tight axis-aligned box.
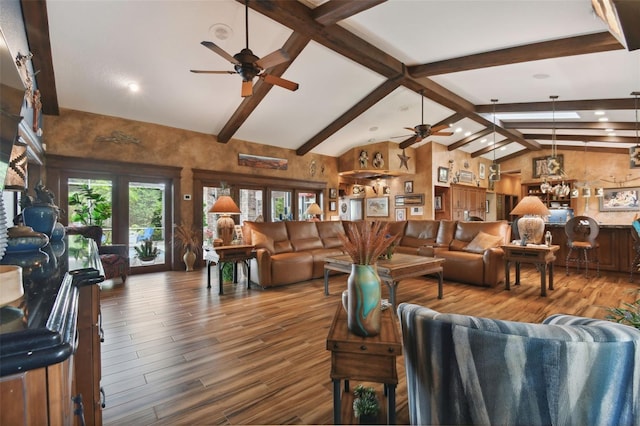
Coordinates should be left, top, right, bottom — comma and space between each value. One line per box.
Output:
459, 170, 473, 183
329, 201, 337, 211
437, 167, 449, 183
532, 154, 564, 178
329, 188, 337, 199
365, 197, 389, 217
410, 206, 423, 216
599, 187, 640, 212
395, 208, 406, 221
404, 181, 413, 193
434, 195, 443, 211
395, 194, 424, 206
479, 163, 486, 179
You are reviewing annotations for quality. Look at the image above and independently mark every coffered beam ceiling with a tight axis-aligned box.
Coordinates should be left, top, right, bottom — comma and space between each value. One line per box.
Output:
311, 0, 387, 26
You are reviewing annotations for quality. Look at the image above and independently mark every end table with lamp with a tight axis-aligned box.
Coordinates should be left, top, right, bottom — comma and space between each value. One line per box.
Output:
205, 244, 256, 294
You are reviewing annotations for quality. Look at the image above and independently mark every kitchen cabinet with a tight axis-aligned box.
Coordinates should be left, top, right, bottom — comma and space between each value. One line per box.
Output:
451, 184, 486, 220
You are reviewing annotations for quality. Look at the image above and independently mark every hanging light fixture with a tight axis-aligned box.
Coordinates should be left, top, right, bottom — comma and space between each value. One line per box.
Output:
546, 95, 562, 176
630, 91, 640, 168
3, 137, 28, 191
489, 99, 500, 182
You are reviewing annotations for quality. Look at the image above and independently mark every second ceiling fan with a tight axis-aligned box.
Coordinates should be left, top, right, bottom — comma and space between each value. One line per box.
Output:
190, 0, 299, 97
399, 90, 452, 145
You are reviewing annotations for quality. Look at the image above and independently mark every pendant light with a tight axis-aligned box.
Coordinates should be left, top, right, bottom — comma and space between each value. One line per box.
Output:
547, 95, 561, 176
631, 91, 640, 168
489, 99, 500, 182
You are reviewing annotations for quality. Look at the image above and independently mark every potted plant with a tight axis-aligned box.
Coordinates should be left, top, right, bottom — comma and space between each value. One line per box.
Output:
174, 223, 202, 271
606, 299, 640, 329
338, 221, 399, 337
134, 238, 158, 262
352, 384, 380, 424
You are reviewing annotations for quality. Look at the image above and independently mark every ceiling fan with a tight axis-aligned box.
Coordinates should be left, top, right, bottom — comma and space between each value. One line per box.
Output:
190, 0, 299, 97
398, 90, 453, 145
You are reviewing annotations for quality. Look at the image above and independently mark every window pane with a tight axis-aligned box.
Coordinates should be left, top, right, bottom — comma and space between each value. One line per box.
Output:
239, 188, 263, 224
298, 191, 317, 220
68, 178, 113, 242
271, 190, 292, 221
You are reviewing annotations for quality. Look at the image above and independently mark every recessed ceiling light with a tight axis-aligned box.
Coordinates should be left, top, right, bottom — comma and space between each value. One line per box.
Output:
400, 105, 409, 112
455, 127, 462, 133
464, 131, 471, 137
480, 138, 487, 143
598, 117, 609, 122
500, 147, 506, 151
369, 126, 378, 132
128, 82, 140, 92
532, 73, 550, 80
605, 128, 614, 132
367, 138, 375, 142
594, 110, 605, 115
209, 23, 233, 41
607, 132, 616, 136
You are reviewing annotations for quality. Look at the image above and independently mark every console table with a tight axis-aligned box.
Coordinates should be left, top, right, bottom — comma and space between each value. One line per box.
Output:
206, 244, 255, 295
502, 244, 560, 297
326, 304, 402, 424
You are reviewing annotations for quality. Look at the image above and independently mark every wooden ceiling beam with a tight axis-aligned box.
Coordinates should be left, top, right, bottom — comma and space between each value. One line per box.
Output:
296, 75, 405, 155
471, 139, 511, 158
476, 98, 636, 113
408, 32, 622, 77
21, 0, 59, 115
523, 133, 638, 143
447, 128, 494, 151
216, 32, 310, 144
503, 121, 636, 130
312, 0, 386, 26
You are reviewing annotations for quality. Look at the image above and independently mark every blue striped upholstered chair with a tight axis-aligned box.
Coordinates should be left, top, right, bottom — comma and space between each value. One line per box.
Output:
397, 303, 640, 426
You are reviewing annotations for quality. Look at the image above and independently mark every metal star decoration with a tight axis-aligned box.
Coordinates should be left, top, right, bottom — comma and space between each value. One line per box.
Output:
397, 149, 410, 169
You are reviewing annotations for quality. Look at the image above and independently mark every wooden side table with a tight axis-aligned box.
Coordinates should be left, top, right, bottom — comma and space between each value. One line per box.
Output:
206, 245, 255, 295
502, 244, 560, 297
326, 305, 402, 425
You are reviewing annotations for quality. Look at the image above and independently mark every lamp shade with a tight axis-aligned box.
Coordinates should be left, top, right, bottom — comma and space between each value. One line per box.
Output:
208, 195, 241, 214
510, 196, 550, 244
510, 196, 551, 217
304, 203, 323, 216
3, 138, 27, 191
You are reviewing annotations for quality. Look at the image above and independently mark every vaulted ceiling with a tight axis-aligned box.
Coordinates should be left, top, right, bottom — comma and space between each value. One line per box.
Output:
20, 0, 640, 163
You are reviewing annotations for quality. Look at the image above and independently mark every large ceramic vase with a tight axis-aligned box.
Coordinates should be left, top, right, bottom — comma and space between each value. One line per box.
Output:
347, 264, 381, 337
183, 249, 196, 272
22, 204, 57, 237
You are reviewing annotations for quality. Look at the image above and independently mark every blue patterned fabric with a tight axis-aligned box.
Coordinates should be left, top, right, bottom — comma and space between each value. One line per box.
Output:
397, 303, 640, 426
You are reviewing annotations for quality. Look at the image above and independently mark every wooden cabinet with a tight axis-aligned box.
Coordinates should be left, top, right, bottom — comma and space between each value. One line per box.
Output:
451, 184, 486, 220
522, 180, 576, 210
496, 193, 519, 220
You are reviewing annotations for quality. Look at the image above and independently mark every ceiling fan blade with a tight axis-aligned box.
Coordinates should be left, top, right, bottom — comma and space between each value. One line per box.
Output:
255, 48, 290, 70
432, 131, 454, 136
403, 127, 416, 133
260, 74, 299, 91
200, 41, 240, 65
400, 135, 418, 145
241, 80, 253, 97
431, 124, 450, 133
190, 70, 236, 74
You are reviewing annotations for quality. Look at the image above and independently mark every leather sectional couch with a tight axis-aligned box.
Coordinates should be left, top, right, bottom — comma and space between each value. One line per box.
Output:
242, 219, 511, 288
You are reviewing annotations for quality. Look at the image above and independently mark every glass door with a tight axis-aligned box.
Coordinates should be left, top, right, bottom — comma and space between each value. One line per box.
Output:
129, 181, 166, 268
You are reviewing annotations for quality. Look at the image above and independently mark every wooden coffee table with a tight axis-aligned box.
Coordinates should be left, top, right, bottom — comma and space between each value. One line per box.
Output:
324, 253, 445, 309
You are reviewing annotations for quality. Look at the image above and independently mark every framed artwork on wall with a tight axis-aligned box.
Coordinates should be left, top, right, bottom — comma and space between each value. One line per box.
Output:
437, 167, 449, 183
434, 195, 443, 211
404, 181, 413, 193
395, 208, 406, 221
479, 163, 486, 179
459, 170, 473, 183
599, 187, 640, 211
329, 188, 337, 199
329, 201, 337, 211
395, 194, 424, 206
365, 197, 389, 217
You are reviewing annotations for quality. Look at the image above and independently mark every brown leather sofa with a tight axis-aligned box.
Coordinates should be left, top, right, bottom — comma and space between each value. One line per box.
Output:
242, 219, 510, 288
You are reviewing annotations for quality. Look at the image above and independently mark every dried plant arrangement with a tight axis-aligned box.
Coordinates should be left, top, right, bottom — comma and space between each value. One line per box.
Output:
338, 221, 398, 265
174, 223, 202, 256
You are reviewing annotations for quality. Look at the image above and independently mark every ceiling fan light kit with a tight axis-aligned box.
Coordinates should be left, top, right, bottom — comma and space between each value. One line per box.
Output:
190, 0, 299, 97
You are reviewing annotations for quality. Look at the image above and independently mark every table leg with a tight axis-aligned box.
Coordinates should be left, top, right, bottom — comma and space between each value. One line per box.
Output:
437, 271, 443, 299
218, 262, 224, 296
207, 260, 212, 289
324, 268, 330, 296
385, 281, 397, 311
505, 260, 511, 290
540, 263, 547, 297
549, 262, 554, 291
388, 384, 396, 424
246, 259, 251, 290
515, 261, 521, 285
332, 379, 341, 425
233, 262, 238, 283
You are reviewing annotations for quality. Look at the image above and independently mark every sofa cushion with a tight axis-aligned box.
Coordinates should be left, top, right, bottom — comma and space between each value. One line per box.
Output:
316, 221, 346, 248
244, 221, 292, 254
251, 230, 275, 254
286, 221, 323, 252
402, 220, 439, 247
463, 231, 503, 254
436, 220, 457, 247
450, 221, 509, 252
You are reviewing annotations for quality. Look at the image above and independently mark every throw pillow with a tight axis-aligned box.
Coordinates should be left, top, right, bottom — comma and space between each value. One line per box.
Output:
463, 231, 503, 254
251, 230, 275, 254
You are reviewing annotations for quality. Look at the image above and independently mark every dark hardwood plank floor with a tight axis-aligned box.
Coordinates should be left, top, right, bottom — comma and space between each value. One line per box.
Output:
99, 266, 640, 425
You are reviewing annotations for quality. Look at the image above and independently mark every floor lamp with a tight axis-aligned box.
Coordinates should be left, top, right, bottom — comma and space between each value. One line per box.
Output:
209, 195, 241, 246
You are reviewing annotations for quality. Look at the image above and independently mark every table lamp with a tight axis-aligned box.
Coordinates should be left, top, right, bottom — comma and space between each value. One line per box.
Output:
510, 196, 550, 244
208, 195, 241, 246
304, 203, 323, 221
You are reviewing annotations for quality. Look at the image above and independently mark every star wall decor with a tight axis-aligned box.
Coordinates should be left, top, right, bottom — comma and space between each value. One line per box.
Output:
398, 149, 410, 169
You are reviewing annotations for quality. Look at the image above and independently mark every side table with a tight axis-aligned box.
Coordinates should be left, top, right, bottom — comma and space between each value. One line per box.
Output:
206, 245, 255, 295
326, 305, 402, 425
502, 244, 560, 297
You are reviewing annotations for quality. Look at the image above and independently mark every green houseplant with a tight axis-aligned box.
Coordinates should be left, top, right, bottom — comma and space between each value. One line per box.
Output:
606, 299, 640, 329
352, 384, 380, 424
134, 239, 158, 262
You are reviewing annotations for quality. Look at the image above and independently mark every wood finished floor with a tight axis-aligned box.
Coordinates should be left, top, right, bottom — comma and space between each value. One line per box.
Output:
99, 266, 640, 425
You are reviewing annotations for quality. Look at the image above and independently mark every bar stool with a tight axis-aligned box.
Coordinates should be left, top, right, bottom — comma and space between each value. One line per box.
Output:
564, 216, 600, 277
